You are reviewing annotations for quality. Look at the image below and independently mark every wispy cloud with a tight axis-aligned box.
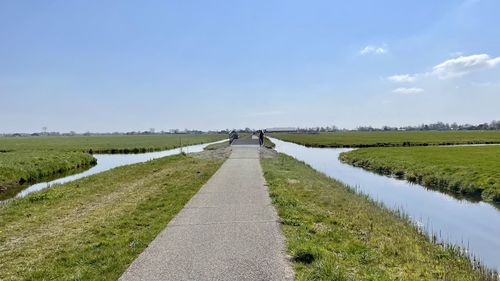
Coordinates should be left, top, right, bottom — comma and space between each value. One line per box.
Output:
388, 53, 500, 82
392, 87, 424, 94
432, 54, 500, 79
360, 45, 387, 55
387, 74, 417, 83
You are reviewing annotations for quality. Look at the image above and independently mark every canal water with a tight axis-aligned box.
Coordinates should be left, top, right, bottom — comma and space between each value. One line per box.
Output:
270, 137, 500, 272
13, 139, 227, 199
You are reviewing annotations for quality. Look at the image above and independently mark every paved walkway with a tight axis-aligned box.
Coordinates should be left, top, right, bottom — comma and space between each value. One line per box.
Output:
119, 145, 294, 281
231, 136, 260, 145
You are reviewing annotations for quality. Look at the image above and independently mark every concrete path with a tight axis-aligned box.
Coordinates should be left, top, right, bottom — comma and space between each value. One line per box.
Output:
231, 137, 260, 145
119, 145, 294, 281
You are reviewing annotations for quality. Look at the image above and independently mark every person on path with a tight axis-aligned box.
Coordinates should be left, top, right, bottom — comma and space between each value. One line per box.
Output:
259, 130, 264, 146
229, 130, 238, 144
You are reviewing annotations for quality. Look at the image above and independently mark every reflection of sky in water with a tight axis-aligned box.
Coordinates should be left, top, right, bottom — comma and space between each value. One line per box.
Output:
16, 140, 227, 198
270, 138, 500, 272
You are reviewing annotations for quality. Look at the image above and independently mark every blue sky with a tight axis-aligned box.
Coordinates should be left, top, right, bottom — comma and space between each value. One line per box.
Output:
1, 0, 499, 132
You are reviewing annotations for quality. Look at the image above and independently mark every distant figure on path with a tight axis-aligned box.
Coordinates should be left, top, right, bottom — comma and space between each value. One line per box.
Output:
259, 130, 264, 146
229, 130, 238, 144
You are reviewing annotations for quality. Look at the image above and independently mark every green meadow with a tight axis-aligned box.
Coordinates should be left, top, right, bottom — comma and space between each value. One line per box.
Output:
271, 131, 500, 147
0, 134, 226, 195
0, 134, 226, 153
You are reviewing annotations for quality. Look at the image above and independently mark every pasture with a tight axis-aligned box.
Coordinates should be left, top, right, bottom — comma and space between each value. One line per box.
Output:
0, 134, 226, 195
0, 134, 226, 153
270, 131, 500, 147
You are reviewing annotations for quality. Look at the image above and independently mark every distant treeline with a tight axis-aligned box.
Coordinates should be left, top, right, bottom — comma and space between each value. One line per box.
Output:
1, 128, 263, 137
295, 120, 500, 133
0, 129, 225, 137
368, 120, 500, 132
2, 121, 500, 137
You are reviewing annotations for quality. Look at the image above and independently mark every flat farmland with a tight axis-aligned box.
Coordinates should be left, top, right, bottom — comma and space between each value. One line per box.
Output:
271, 131, 500, 147
0, 134, 226, 153
0, 134, 226, 195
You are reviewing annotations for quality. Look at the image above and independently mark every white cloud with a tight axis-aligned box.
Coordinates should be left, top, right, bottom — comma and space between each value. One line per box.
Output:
360, 45, 387, 55
387, 74, 417, 83
388, 53, 500, 83
392, 87, 424, 94
431, 54, 500, 79
488, 57, 500, 66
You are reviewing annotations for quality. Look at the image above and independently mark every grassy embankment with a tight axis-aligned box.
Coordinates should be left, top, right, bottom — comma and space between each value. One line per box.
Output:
261, 151, 496, 280
0, 134, 226, 195
0, 148, 228, 280
271, 131, 500, 147
0, 150, 96, 200
264, 136, 276, 149
340, 146, 500, 203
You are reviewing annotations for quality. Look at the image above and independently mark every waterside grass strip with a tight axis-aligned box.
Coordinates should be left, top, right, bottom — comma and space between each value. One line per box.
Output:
0, 150, 97, 197
261, 151, 496, 280
340, 146, 500, 203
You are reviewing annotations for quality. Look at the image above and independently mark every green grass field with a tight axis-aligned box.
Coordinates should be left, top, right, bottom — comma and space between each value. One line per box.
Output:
0, 134, 226, 153
271, 131, 500, 147
0, 134, 226, 195
340, 145, 500, 203
261, 151, 495, 280
0, 149, 227, 280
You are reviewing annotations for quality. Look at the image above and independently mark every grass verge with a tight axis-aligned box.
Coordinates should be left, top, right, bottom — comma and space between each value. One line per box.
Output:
264, 136, 276, 149
261, 150, 496, 280
340, 146, 500, 203
0, 149, 227, 280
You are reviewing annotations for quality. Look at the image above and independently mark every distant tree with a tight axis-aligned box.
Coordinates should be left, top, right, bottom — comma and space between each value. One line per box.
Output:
357, 126, 375, 131
490, 120, 500, 130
